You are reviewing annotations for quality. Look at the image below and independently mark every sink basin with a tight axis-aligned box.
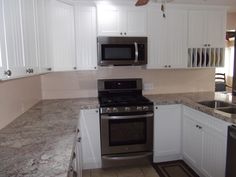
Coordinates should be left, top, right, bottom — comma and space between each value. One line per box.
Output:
217, 107, 236, 114
198, 100, 232, 108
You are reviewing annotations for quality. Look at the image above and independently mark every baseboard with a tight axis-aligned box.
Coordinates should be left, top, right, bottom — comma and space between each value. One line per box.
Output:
153, 154, 182, 163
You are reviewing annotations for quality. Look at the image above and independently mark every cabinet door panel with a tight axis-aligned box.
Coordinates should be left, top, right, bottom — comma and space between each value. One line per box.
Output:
36, 0, 51, 73
75, 6, 97, 70
201, 128, 227, 177
188, 10, 205, 48
80, 109, 101, 169
21, 0, 38, 73
182, 116, 202, 168
97, 5, 122, 36
167, 9, 188, 68
154, 105, 182, 162
0, 0, 7, 79
49, 0, 76, 71
207, 11, 226, 48
147, 5, 167, 69
3, 0, 26, 77
126, 7, 147, 36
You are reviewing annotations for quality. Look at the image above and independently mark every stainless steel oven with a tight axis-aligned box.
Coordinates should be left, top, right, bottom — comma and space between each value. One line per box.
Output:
101, 112, 153, 155
97, 37, 147, 66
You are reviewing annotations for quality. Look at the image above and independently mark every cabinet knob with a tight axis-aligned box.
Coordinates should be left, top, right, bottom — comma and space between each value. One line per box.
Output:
77, 137, 82, 142
204, 44, 208, 47
155, 106, 158, 110
124, 32, 127, 35
96, 110, 99, 113
208, 44, 211, 47
76, 129, 80, 133
47, 68, 52, 71
73, 67, 77, 70
120, 32, 123, 35
168, 65, 171, 68
4, 70, 12, 76
164, 65, 167, 68
31, 69, 34, 73
94, 67, 97, 69
26, 68, 31, 73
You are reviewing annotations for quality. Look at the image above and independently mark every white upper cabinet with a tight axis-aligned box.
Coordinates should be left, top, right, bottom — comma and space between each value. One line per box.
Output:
36, 0, 52, 73
188, 9, 226, 48
21, 0, 38, 75
74, 5, 97, 70
3, 0, 26, 77
147, 4, 188, 69
97, 4, 147, 36
0, 0, 7, 79
48, 0, 76, 71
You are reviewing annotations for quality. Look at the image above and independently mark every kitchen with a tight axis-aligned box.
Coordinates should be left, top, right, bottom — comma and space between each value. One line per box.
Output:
0, 0, 236, 177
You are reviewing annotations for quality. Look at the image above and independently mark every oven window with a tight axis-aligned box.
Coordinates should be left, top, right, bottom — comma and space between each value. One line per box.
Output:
109, 118, 146, 146
102, 44, 135, 60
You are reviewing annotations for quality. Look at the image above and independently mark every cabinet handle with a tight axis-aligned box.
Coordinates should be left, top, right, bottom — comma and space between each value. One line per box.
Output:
198, 126, 202, 129
77, 137, 81, 142
76, 129, 80, 133
204, 44, 208, 47
26, 68, 31, 73
4, 70, 12, 76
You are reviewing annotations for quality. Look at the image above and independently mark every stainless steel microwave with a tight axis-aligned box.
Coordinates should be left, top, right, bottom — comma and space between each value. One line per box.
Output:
97, 37, 147, 66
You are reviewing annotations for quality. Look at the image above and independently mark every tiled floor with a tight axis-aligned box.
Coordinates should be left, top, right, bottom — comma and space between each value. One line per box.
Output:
83, 165, 160, 177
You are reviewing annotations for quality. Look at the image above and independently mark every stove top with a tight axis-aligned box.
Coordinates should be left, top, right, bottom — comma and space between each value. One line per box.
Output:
99, 95, 152, 107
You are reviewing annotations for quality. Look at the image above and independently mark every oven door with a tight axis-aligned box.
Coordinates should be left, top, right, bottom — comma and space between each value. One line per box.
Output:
100, 112, 153, 155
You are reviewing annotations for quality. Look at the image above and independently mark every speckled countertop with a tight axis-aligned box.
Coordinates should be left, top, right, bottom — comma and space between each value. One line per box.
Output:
1, 92, 236, 177
0, 98, 98, 177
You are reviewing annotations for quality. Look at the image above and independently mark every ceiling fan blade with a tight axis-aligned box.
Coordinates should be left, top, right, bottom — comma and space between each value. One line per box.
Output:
135, 0, 150, 6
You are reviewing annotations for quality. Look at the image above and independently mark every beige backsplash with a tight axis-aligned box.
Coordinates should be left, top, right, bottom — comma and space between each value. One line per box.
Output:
41, 67, 215, 99
0, 76, 41, 129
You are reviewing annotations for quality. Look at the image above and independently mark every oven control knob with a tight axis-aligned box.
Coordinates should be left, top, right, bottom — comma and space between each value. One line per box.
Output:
137, 106, 142, 111
112, 107, 118, 112
106, 108, 111, 113
125, 107, 130, 112
143, 106, 149, 111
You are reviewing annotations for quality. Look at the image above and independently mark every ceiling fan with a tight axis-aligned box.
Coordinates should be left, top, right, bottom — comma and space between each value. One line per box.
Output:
135, 0, 174, 18
135, 0, 174, 6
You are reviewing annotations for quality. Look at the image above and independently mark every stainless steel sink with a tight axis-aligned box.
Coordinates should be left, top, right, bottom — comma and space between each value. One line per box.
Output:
217, 107, 236, 114
198, 100, 233, 109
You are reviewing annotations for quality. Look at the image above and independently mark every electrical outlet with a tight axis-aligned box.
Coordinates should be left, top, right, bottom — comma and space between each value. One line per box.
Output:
143, 83, 154, 90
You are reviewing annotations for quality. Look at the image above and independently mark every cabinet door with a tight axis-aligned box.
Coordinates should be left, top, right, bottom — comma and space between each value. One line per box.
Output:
21, 0, 38, 75
80, 109, 101, 169
201, 127, 227, 177
75, 5, 97, 70
207, 11, 226, 48
182, 116, 202, 169
3, 0, 26, 77
36, 0, 51, 73
167, 9, 188, 68
97, 5, 123, 36
126, 7, 147, 36
154, 105, 182, 162
49, 0, 76, 71
188, 10, 206, 48
147, 4, 167, 69
0, 0, 7, 79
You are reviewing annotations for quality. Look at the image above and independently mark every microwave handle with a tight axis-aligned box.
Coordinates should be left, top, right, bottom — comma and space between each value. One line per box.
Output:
134, 42, 139, 63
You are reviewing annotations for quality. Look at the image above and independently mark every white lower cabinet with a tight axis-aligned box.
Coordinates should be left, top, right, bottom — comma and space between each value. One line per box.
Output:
182, 106, 229, 177
79, 109, 101, 170
154, 104, 182, 162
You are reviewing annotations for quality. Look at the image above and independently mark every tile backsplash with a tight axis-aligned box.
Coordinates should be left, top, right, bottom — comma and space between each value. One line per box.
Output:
41, 67, 215, 99
0, 76, 41, 129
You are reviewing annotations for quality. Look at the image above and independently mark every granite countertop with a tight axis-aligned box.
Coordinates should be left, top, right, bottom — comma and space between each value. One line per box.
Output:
0, 98, 98, 177
1, 92, 236, 177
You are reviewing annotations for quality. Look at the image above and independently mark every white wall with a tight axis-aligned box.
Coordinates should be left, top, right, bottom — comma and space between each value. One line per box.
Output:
227, 12, 236, 30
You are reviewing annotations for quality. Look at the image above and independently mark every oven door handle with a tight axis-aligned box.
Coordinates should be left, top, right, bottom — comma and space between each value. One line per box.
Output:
101, 113, 153, 120
102, 152, 152, 161
134, 42, 139, 63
